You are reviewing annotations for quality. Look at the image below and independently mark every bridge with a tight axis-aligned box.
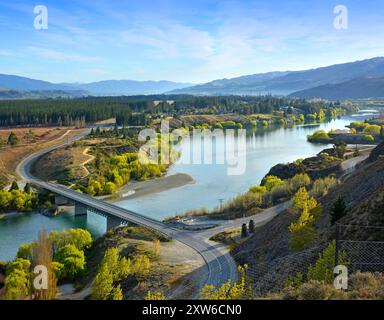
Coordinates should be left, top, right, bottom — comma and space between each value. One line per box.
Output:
35, 179, 174, 234
15, 129, 301, 293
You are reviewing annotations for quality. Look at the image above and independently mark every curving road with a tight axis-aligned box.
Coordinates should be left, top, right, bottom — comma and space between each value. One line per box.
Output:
15, 128, 317, 296
16, 129, 371, 297
15, 129, 257, 293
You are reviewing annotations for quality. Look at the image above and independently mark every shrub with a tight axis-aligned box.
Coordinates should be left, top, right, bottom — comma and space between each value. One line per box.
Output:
307, 241, 348, 284
363, 124, 381, 135
364, 135, 374, 142
307, 130, 331, 143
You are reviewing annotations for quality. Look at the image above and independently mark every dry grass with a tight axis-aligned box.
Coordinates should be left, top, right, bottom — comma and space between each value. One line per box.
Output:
0, 127, 85, 185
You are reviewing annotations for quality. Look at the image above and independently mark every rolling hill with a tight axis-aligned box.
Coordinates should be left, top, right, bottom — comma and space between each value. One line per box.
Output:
170, 57, 384, 96
64, 80, 194, 96
289, 77, 384, 100
0, 74, 193, 97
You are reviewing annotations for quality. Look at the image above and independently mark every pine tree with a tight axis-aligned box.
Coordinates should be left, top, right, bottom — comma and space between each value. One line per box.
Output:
249, 220, 255, 234
241, 224, 248, 238
9, 180, 19, 191
24, 183, 31, 194
330, 195, 347, 225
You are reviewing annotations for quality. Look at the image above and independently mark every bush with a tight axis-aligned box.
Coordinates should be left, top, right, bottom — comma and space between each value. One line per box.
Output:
283, 280, 346, 300
364, 135, 374, 142
363, 124, 381, 135
310, 176, 337, 198
307, 130, 331, 143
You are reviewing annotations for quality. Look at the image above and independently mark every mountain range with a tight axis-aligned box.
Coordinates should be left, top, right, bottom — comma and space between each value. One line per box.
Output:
0, 75, 193, 98
170, 57, 384, 98
1, 57, 384, 99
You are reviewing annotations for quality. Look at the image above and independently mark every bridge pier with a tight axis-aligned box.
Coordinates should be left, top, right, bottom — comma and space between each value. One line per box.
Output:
107, 216, 122, 231
74, 203, 88, 216
55, 194, 71, 206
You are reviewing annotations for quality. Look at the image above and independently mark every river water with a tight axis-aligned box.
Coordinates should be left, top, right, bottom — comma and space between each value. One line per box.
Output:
0, 114, 375, 261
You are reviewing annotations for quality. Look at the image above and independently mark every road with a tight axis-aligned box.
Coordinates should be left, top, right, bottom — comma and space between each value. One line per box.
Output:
17, 129, 370, 297
17, 129, 284, 295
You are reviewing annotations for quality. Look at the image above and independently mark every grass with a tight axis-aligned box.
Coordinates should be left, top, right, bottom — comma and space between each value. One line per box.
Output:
0, 127, 85, 186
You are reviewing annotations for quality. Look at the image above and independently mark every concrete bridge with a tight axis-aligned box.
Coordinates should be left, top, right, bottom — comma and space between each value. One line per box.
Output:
34, 179, 174, 235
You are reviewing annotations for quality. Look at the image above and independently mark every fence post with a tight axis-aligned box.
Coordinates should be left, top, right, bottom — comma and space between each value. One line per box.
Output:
335, 224, 340, 266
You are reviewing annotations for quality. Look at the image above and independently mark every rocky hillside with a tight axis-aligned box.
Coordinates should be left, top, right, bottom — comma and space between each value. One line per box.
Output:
233, 142, 384, 295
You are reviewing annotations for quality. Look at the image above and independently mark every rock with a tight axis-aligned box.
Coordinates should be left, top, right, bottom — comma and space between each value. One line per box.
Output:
367, 141, 384, 163
41, 205, 59, 216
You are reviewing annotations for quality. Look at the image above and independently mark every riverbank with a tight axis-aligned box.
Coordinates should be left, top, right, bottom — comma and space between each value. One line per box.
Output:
110, 173, 194, 201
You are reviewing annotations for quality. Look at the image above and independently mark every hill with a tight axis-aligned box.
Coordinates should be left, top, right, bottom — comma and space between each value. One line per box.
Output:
290, 77, 384, 100
0, 74, 193, 97
170, 57, 384, 96
230, 142, 384, 295
65, 80, 194, 96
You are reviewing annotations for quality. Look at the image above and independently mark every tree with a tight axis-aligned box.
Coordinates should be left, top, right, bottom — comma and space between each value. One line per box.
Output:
49, 228, 92, 253
289, 188, 319, 252
9, 180, 19, 191
241, 224, 248, 238
293, 187, 317, 213
152, 239, 161, 259
32, 230, 57, 300
333, 141, 347, 159
3, 258, 31, 300
249, 220, 255, 234
111, 284, 123, 300
307, 241, 347, 284
54, 244, 85, 279
24, 183, 32, 194
7, 132, 19, 146
92, 262, 114, 300
17, 243, 35, 261
330, 195, 347, 225
132, 254, 150, 279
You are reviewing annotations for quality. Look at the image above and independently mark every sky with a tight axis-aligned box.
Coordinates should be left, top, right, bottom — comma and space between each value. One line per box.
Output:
0, 0, 384, 84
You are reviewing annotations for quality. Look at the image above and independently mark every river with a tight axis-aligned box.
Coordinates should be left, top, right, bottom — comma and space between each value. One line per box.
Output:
0, 113, 376, 261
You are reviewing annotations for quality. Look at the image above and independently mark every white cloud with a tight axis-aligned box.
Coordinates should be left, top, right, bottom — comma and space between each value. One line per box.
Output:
121, 21, 214, 59
0, 50, 12, 56
28, 46, 100, 62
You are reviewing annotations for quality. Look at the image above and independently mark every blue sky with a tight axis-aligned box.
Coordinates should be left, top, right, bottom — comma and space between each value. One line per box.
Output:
0, 0, 383, 83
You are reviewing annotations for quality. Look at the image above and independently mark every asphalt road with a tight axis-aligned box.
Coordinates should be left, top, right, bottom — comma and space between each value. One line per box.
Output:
17, 129, 367, 296
16, 129, 264, 292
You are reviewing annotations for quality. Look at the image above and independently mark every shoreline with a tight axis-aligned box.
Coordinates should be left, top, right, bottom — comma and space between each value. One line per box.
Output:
109, 173, 194, 202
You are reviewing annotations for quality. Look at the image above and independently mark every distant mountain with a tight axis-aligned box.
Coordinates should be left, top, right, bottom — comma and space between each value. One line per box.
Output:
0, 74, 193, 96
0, 74, 75, 91
0, 89, 88, 99
64, 80, 194, 96
170, 57, 384, 96
289, 77, 384, 100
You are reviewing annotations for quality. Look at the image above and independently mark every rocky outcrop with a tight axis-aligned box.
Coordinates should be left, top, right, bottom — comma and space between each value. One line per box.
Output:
263, 151, 342, 182
367, 141, 384, 163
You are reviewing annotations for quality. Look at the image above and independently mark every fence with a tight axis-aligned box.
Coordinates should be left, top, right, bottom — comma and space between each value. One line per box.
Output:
336, 223, 384, 273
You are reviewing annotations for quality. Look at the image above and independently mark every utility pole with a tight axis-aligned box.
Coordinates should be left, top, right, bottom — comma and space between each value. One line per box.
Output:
218, 198, 224, 211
